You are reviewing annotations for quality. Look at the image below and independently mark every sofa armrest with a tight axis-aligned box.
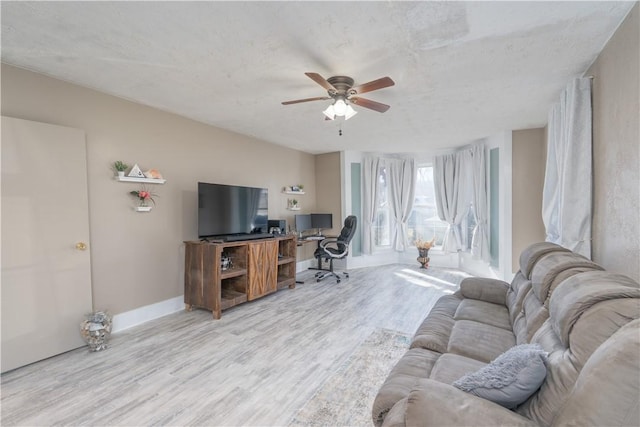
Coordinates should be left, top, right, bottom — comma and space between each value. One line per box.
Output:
385, 380, 537, 427
459, 277, 510, 305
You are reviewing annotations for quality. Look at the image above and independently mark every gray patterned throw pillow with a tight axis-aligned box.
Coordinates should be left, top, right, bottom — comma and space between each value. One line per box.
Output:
452, 343, 548, 409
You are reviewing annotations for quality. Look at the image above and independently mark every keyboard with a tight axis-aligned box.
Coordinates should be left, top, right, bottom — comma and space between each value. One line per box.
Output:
304, 236, 325, 241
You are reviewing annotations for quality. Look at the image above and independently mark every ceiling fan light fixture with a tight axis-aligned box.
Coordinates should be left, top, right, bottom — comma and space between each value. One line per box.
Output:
333, 98, 348, 116
323, 104, 336, 120
344, 104, 358, 120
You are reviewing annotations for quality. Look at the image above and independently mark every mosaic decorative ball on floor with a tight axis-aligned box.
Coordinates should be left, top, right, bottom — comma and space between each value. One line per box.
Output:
80, 311, 112, 351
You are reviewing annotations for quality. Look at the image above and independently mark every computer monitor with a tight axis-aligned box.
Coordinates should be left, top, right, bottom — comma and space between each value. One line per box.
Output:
294, 214, 312, 233
311, 213, 333, 235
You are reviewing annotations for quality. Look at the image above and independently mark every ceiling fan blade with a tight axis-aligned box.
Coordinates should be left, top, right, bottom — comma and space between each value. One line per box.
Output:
350, 97, 391, 113
282, 96, 330, 105
350, 77, 395, 95
305, 72, 337, 92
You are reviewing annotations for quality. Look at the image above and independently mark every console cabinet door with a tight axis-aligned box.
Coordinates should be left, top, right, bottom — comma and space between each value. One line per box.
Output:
263, 240, 278, 295
248, 241, 278, 300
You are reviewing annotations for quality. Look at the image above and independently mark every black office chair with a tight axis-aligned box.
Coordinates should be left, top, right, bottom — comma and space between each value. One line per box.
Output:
314, 215, 357, 283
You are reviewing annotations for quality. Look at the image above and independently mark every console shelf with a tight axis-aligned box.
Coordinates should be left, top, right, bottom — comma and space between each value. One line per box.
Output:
184, 235, 297, 319
220, 267, 247, 280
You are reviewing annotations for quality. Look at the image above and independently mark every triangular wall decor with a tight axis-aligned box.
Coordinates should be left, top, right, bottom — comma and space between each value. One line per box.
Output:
128, 163, 145, 178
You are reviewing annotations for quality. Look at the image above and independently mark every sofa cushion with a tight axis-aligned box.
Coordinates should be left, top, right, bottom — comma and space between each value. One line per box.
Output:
517, 272, 640, 426
530, 252, 602, 303
394, 381, 540, 427
549, 271, 640, 348
506, 272, 532, 325
518, 242, 569, 279
452, 344, 548, 409
429, 353, 486, 384
448, 320, 516, 363
552, 319, 640, 427
372, 348, 440, 426
411, 294, 462, 352
460, 277, 509, 305
454, 299, 511, 331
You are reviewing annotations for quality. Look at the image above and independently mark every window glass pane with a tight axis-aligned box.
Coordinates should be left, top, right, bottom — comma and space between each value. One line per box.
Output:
408, 166, 449, 246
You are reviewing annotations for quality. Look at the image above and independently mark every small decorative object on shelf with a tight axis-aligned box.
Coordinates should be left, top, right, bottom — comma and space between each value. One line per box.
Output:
128, 163, 145, 178
415, 237, 436, 269
144, 168, 163, 180
283, 185, 305, 194
130, 185, 157, 212
221, 252, 233, 270
288, 198, 300, 210
80, 311, 112, 352
113, 160, 129, 178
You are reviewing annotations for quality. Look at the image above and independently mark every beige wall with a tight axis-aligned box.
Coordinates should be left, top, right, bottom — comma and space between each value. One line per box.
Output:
1, 64, 317, 315
511, 128, 546, 272
294, 152, 343, 262
315, 152, 342, 235
587, 4, 639, 283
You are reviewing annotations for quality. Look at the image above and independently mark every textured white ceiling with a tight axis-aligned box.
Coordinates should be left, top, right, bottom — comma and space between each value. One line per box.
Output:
1, 1, 634, 154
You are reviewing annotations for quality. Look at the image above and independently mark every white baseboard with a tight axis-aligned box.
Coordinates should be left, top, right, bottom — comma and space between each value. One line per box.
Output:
111, 253, 473, 334
112, 295, 184, 334
296, 258, 316, 272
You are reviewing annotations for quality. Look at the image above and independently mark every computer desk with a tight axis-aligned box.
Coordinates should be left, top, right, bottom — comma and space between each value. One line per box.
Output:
296, 235, 336, 282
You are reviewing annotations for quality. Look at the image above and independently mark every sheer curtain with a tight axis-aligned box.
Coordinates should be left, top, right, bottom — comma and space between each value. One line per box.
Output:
387, 158, 416, 251
470, 144, 490, 261
542, 78, 592, 258
434, 151, 471, 252
362, 156, 380, 255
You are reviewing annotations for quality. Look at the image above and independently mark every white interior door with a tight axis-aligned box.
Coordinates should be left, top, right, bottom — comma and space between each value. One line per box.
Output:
1, 116, 93, 373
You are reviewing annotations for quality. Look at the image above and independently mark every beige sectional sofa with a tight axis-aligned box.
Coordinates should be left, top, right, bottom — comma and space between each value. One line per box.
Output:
373, 242, 640, 426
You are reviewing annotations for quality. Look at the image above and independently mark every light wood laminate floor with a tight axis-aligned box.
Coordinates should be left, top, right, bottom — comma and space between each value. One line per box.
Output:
1, 264, 469, 426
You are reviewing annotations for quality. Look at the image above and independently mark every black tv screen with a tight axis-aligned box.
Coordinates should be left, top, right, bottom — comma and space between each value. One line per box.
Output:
198, 182, 268, 238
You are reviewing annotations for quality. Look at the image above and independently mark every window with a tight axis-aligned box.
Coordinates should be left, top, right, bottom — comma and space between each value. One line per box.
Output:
371, 164, 476, 251
407, 166, 449, 246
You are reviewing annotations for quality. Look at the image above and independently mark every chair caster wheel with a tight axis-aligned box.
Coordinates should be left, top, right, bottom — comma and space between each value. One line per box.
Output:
317, 279, 321, 282
337, 280, 341, 283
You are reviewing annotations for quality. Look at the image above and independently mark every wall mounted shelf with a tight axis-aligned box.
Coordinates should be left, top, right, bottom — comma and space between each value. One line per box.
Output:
135, 206, 153, 212
115, 176, 166, 184
283, 190, 305, 195
288, 206, 301, 211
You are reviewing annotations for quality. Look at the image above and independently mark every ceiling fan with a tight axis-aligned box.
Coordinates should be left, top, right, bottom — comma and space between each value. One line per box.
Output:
282, 72, 395, 120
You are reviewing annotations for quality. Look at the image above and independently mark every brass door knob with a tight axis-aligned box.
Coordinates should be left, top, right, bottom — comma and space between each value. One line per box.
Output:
76, 242, 87, 251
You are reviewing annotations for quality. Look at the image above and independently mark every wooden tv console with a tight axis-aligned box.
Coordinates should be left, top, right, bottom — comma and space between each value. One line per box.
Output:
184, 235, 297, 319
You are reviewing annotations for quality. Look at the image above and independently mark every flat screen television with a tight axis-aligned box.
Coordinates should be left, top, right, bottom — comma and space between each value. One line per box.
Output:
198, 182, 268, 239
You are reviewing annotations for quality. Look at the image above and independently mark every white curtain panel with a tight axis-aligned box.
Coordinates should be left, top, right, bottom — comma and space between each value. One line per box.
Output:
471, 144, 490, 262
542, 78, 592, 258
387, 158, 417, 252
362, 156, 380, 255
434, 151, 472, 252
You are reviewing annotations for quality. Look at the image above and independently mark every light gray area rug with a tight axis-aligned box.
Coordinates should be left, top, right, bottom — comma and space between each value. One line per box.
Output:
289, 328, 411, 427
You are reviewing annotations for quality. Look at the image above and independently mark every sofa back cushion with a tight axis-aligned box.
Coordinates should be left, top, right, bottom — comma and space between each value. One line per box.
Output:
506, 272, 532, 326
518, 242, 569, 279
516, 271, 640, 426
511, 254, 602, 345
551, 319, 640, 427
